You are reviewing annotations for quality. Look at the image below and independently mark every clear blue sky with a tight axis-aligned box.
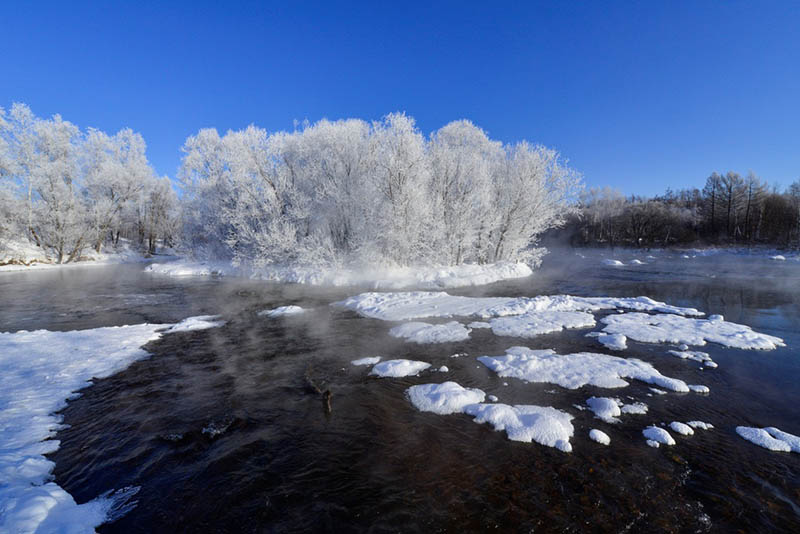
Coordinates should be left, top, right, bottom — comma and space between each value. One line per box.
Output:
2, 1, 798, 196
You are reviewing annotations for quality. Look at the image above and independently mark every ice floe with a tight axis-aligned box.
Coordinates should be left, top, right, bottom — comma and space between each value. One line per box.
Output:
463, 403, 575, 452
351, 356, 382, 366
489, 311, 595, 338
590, 429, 611, 445
477, 346, 691, 392
668, 350, 718, 368
369, 359, 431, 378
162, 315, 226, 333
736, 426, 800, 453
334, 292, 703, 322
0, 316, 223, 534
600, 312, 785, 350
587, 332, 628, 350
388, 321, 471, 343
643, 426, 676, 446
258, 305, 306, 317
406, 382, 486, 414
669, 422, 695, 436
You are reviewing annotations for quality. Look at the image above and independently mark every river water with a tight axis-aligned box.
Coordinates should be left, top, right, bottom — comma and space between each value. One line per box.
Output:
1, 249, 798, 533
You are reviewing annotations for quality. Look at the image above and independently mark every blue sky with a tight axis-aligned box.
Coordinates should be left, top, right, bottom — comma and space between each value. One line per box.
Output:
2, 1, 798, 195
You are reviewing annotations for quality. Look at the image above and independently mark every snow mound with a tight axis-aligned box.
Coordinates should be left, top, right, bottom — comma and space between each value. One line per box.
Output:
669, 422, 695, 436
687, 421, 714, 430
162, 315, 225, 333
601, 312, 784, 350
406, 382, 485, 415
370, 359, 431, 378
630, 259, 645, 265
589, 429, 611, 445
463, 403, 575, 452
668, 349, 717, 368
770, 255, 786, 261
334, 292, 702, 322
643, 426, 676, 446
477, 346, 690, 392
389, 321, 471, 343
688, 384, 710, 394
0, 316, 221, 534
603, 259, 625, 266
736, 426, 800, 453
586, 397, 647, 422
351, 356, 381, 366
587, 332, 627, 350
438, 366, 449, 372
258, 305, 306, 317
146, 260, 534, 289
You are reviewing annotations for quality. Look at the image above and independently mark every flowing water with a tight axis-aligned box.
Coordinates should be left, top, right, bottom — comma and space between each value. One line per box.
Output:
1, 250, 799, 533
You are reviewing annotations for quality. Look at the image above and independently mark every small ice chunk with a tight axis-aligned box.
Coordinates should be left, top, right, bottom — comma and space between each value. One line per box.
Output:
351, 356, 381, 366
468, 321, 492, 329
687, 421, 714, 430
669, 422, 695, 435
649, 388, 667, 395
587, 332, 627, 351
488, 395, 498, 402
163, 315, 225, 333
620, 402, 648, 415
643, 426, 676, 446
603, 259, 625, 266
370, 359, 431, 378
406, 381, 485, 414
736, 426, 800, 453
258, 305, 305, 317
389, 321, 471, 343
589, 429, 611, 445
438, 365, 449, 372
464, 403, 575, 452
586, 396, 621, 423
688, 385, 710, 394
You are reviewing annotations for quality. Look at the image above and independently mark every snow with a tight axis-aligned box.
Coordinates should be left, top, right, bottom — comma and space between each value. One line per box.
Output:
630, 259, 645, 265
334, 291, 702, 322
669, 422, 695, 436
1, 239, 166, 273
145, 260, 534, 289
0, 316, 222, 534
642, 426, 676, 446
162, 315, 225, 333
646, 440, 660, 448
668, 350, 717, 368
620, 402, 648, 415
586, 397, 621, 423
688, 384, 710, 394
603, 259, 625, 266
351, 356, 381, 366
770, 255, 786, 261
589, 429, 611, 445
587, 332, 628, 350
489, 311, 595, 338
487, 395, 498, 402
406, 382, 486, 415
687, 421, 714, 430
463, 403, 575, 452
468, 321, 492, 329
736, 426, 800, 453
258, 305, 306, 317
600, 312, 785, 350
649, 388, 667, 395
388, 321, 471, 343
477, 346, 691, 392
369, 359, 431, 378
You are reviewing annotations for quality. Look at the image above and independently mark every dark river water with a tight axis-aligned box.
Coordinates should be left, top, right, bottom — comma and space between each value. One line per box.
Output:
1, 249, 798, 533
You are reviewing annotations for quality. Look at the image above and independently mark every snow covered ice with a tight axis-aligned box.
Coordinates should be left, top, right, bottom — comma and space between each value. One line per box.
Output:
642, 426, 676, 446
736, 426, 800, 453
586, 397, 647, 423
351, 356, 381, 366
0, 316, 224, 534
477, 346, 691, 392
406, 382, 486, 415
464, 403, 575, 452
369, 359, 431, 378
258, 305, 306, 317
389, 321, 471, 343
586, 332, 628, 350
668, 349, 718, 368
669, 422, 695, 436
589, 429, 611, 445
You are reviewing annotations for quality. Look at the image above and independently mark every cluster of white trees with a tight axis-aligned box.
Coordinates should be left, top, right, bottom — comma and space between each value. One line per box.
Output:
180, 113, 581, 267
0, 104, 176, 262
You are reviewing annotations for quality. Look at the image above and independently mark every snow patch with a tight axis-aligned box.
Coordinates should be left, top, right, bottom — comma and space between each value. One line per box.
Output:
258, 305, 306, 317
351, 356, 381, 366
603, 259, 625, 266
668, 350, 717, 368
406, 382, 485, 415
643, 426, 676, 446
688, 385, 710, 394
736, 426, 800, 453
463, 403, 575, 452
388, 321, 471, 343
489, 311, 595, 338
669, 422, 695, 436
589, 429, 611, 445
587, 331, 628, 350
162, 315, 225, 333
477, 346, 690, 392
687, 421, 714, 430
370, 359, 431, 378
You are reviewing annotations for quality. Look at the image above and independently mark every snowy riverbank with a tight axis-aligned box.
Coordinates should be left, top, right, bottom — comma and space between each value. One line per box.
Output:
144, 259, 535, 289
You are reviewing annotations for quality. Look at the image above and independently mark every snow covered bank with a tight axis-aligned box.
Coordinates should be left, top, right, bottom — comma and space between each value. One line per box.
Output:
477, 347, 691, 392
0, 317, 223, 534
144, 260, 534, 289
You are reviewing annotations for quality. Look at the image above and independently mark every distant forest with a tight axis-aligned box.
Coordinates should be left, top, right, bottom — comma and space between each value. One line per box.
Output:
565, 172, 800, 249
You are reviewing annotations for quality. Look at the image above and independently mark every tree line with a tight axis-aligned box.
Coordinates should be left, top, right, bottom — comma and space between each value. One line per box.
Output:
0, 104, 177, 263
569, 172, 800, 249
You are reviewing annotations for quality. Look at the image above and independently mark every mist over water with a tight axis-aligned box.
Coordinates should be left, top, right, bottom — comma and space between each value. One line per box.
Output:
2, 249, 798, 533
